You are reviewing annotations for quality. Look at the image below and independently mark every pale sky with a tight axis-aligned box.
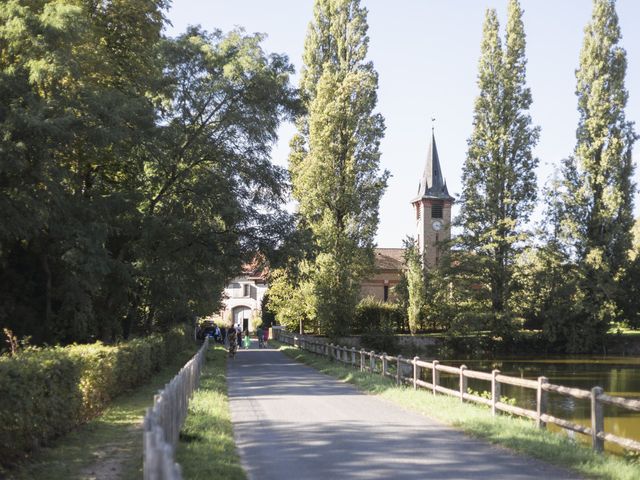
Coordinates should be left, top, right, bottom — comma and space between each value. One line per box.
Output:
167, 0, 640, 248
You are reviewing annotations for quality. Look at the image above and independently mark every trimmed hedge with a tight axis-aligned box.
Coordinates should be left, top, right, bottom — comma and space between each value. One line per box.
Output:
353, 298, 403, 353
0, 326, 190, 467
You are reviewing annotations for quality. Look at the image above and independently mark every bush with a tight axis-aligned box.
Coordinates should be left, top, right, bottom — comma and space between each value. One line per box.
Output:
352, 297, 403, 334
354, 297, 401, 353
0, 325, 190, 468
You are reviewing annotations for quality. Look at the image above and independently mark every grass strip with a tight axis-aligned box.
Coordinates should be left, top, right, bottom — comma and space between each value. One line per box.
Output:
175, 345, 245, 480
7, 345, 198, 480
278, 343, 640, 480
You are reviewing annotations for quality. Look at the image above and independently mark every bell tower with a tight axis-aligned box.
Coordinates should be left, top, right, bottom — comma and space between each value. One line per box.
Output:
411, 128, 454, 268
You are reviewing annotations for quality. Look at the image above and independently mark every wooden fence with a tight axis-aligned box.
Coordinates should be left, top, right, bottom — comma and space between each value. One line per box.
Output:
274, 330, 640, 454
143, 337, 210, 480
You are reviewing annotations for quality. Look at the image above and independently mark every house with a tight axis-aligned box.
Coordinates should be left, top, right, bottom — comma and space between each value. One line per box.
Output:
221, 260, 268, 332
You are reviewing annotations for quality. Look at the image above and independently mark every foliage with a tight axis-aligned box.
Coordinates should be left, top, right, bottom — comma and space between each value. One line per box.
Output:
0, 326, 190, 467
7, 344, 197, 480
552, 0, 637, 350
403, 237, 425, 334
0, 1, 297, 345
392, 270, 410, 332
287, 0, 388, 338
266, 265, 317, 333
455, 1, 539, 336
352, 297, 400, 352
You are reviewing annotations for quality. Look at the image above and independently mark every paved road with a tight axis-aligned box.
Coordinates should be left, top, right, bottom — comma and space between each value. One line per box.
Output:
227, 345, 582, 480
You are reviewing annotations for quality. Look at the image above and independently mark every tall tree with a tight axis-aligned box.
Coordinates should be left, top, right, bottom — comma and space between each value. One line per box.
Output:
457, 2, 539, 337
560, 0, 636, 349
403, 238, 425, 335
0, 2, 298, 345
288, 0, 388, 337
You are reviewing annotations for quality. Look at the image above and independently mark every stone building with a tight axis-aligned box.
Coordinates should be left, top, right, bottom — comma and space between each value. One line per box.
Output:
221, 261, 268, 332
362, 130, 454, 302
411, 131, 455, 269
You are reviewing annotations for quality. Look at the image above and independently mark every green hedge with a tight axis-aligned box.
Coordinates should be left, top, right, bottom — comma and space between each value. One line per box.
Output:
353, 298, 403, 353
0, 326, 190, 467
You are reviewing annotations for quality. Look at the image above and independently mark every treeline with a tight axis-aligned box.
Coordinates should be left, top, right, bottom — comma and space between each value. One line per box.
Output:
404, 0, 638, 353
0, 1, 298, 345
265, 0, 638, 355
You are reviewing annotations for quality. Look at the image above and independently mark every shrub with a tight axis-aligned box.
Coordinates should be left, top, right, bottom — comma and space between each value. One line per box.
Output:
352, 297, 403, 334
0, 325, 190, 468
354, 297, 401, 353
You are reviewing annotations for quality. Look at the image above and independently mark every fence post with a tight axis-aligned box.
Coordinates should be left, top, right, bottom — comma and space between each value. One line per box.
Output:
591, 386, 604, 453
360, 349, 365, 372
432, 360, 439, 395
370, 351, 375, 373
413, 356, 420, 390
536, 376, 548, 429
491, 369, 501, 416
396, 355, 403, 385
382, 353, 388, 377
459, 365, 467, 402
351, 347, 356, 366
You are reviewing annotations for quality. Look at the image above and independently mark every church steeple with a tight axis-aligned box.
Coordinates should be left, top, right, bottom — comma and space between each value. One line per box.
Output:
416, 131, 453, 201
411, 126, 454, 268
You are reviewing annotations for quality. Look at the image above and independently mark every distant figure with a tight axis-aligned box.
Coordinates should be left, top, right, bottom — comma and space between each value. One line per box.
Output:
227, 327, 238, 359
214, 324, 221, 343
263, 327, 269, 348
236, 325, 243, 348
243, 330, 251, 349
256, 326, 264, 348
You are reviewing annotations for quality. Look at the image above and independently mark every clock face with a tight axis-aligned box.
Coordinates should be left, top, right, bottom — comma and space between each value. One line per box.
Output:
432, 220, 443, 231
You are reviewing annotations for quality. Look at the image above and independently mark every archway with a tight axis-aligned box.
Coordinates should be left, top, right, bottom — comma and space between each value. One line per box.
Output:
232, 305, 252, 332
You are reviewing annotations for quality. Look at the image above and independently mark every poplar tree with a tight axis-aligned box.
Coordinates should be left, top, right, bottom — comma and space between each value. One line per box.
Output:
457, 1, 539, 336
289, 0, 388, 337
404, 238, 425, 335
560, 0, 636, 349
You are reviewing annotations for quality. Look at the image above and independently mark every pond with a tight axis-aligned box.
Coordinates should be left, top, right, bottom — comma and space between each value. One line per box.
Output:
433, 356, 640, 454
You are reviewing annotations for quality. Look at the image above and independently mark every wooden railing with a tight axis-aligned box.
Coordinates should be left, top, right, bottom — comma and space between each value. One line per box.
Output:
143, 337, 210, 480
275, 330, 640, 454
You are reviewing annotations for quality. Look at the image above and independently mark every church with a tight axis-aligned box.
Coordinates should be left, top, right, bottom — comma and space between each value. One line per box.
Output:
359, 130, 454, 301
220, 130, 454, 330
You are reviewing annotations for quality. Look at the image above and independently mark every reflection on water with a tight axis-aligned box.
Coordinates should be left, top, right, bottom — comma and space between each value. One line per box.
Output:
431, 356, 640, 454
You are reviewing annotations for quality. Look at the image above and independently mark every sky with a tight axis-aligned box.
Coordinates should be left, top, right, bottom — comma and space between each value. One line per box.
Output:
166, 0, 640, 248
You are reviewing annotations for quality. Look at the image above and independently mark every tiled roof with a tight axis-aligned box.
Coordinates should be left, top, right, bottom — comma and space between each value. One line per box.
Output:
374, 248, 405, 271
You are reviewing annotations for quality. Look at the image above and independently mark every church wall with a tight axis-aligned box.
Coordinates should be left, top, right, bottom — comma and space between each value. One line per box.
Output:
359, 271, 402, 302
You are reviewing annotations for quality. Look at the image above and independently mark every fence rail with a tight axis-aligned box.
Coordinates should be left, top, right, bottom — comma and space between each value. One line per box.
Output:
143, 337, 209, 480
275, 330, 640, 454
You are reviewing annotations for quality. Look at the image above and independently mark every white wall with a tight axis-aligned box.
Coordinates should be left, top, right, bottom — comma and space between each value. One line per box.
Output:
221, 276, 268, 331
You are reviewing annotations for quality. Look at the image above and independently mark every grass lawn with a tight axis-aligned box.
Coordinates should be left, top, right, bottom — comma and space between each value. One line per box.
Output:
278, 343, 640, 480
175, 345, 245, 480
6, 345, 198, 480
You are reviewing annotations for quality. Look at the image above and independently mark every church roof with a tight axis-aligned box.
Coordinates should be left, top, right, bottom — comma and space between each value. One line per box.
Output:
414, 131, 454, 202
374, 248, 404, 271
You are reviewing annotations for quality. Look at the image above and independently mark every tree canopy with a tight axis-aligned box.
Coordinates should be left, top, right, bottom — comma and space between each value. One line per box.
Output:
0, 0, 298, 345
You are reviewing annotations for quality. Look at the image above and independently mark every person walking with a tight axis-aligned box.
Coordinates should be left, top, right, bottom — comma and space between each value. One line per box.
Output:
256, 326, 264, 348
227, 326, 238, 359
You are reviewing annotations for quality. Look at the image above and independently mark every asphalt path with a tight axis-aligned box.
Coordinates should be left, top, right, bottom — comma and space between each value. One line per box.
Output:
227, 344, 582, 480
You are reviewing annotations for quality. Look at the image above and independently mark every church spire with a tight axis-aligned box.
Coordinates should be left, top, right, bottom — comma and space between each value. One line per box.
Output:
416, 129, 453, 200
